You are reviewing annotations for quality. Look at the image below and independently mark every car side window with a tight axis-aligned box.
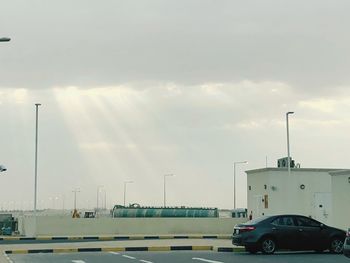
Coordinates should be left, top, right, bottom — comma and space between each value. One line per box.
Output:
272, 216, 295, 226
296, 217, 320, 227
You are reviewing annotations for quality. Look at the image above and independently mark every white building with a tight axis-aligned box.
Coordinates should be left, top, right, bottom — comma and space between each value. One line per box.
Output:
330, 170, 350, 230
246, 167, 349, 229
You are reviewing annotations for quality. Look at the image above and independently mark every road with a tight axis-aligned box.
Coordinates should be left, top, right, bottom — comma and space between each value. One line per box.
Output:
7, 251, 349, 263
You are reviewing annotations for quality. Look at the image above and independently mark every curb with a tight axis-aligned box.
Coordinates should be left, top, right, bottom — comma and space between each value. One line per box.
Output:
4, 245, 215, 254
0, 235, 231, 242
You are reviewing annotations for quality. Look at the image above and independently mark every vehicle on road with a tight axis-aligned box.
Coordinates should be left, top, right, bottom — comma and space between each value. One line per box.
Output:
232, 214, 346, 254
344, 228, 350, 258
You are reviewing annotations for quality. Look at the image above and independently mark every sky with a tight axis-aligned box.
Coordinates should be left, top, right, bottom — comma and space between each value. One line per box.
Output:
0, 0, 350, 211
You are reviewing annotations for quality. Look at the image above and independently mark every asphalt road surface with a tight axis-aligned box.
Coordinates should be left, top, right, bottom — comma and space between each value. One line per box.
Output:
8, 251, 349, 263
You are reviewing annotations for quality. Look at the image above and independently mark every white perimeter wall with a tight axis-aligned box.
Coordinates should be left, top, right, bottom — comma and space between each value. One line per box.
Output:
19, 216, 246, 237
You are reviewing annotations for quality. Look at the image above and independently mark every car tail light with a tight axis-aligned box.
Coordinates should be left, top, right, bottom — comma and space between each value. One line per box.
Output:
239, 226, 256, 233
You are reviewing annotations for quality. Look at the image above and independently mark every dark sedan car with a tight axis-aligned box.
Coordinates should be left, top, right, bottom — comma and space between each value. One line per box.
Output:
232, 215, 345, 254
344, 228, 350, 258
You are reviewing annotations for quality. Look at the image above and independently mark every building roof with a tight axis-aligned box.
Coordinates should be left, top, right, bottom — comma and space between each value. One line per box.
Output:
329, 170, 350, 176
246, 167, 350, 175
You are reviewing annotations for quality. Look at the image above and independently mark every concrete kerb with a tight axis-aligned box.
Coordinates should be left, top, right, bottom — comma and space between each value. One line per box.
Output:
4, 245, 245, 255
0, 234, 231, 243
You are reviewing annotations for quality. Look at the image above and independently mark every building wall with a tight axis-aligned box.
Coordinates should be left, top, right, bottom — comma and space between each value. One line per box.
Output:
247, 169, 332, 224
19, 216, 246, 236
332, 173, 350, 230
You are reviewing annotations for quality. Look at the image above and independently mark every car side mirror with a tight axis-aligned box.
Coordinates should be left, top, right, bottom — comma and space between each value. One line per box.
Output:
319, 223, 324, 229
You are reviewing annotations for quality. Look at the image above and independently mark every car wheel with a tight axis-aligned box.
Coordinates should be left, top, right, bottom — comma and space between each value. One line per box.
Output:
260, 237, 276, 254
245, 246, 258, 254
329, 237, 344, 254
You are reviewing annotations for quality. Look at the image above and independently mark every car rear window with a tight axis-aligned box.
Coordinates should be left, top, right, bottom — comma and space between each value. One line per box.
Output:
272, 216, 295, 226
246, 216, 270, 225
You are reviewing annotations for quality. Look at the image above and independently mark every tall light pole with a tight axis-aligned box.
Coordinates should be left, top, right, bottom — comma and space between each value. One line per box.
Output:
96, 185, 104, 214
34, 103, 41, 232
163, 174, 174, 207
286, 112, 294, 175
233, 161, 248, 209
123, 181, 133, 207
104, 190, 107, 210
72, 188, 80, 210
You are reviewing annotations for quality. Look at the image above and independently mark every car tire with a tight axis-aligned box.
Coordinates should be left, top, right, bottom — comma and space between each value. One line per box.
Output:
260, 237, 276, 254
245, 246, 258, 254
329, 237, 344, 254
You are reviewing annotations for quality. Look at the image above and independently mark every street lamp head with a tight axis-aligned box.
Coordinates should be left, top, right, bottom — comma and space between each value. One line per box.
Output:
124, 180, 133, 184
0, 37, 11, 42
234, 161, 248, 165
0, 165, 7, 172
287, 111, 294, 115
35, 103, 41, 107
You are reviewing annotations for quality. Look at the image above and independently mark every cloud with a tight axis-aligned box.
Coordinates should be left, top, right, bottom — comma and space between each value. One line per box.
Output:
1, 1, 350, 90
0, 88, 29, 104
2, 0, 350, 209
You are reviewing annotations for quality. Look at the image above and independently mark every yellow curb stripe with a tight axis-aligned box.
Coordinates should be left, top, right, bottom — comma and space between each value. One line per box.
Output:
53, 248, 78, 253
192, 246, 212, 251
102, 247, 126, 252
98, 237, 114, 241
10, 250, 28, 254
148, 246, 171, 251
3, 237, 20, 241
36, 237, 52, 241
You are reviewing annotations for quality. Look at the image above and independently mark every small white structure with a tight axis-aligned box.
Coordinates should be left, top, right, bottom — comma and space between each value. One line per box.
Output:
246, 167, 349, 229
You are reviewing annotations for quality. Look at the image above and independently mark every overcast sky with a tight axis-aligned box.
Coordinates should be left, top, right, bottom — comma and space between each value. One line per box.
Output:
0, 0, 350, 211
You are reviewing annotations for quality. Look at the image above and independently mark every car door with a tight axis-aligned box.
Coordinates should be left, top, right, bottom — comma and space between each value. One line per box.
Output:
294, 216, 327, 250
270, 216, 299, 250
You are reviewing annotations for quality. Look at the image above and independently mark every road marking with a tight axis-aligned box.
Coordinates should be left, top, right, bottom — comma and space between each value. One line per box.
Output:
122, 255, 136, 259
192, 258, 224, 263
4, 254, 13, 263
109, 252, 120, 255
72, 261, 86, 263
139, 260, 153, 263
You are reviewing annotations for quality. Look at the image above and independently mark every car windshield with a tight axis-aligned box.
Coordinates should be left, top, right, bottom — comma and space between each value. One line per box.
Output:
245, 216, 270, 225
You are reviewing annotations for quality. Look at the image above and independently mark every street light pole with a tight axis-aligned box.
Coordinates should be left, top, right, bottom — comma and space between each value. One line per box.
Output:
163, 174, 174, 207
104, 190, 107, 210
286, 112, 294, 175
72, 188, 80, 210
123, 181, 133, 207
233, 161, 248, 210
96, 185, 103, 211
34, 103, 41, 234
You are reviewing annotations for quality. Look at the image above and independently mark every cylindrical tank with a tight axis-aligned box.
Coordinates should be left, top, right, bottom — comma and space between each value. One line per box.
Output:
112, 205, 218, 218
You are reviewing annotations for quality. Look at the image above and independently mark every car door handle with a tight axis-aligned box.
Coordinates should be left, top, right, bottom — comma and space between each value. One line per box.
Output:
298, 228, 303, 232
272, 227, 277, 231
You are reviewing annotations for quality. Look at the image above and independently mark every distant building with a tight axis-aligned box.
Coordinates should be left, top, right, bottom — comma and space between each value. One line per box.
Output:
245, 161, 349, 230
